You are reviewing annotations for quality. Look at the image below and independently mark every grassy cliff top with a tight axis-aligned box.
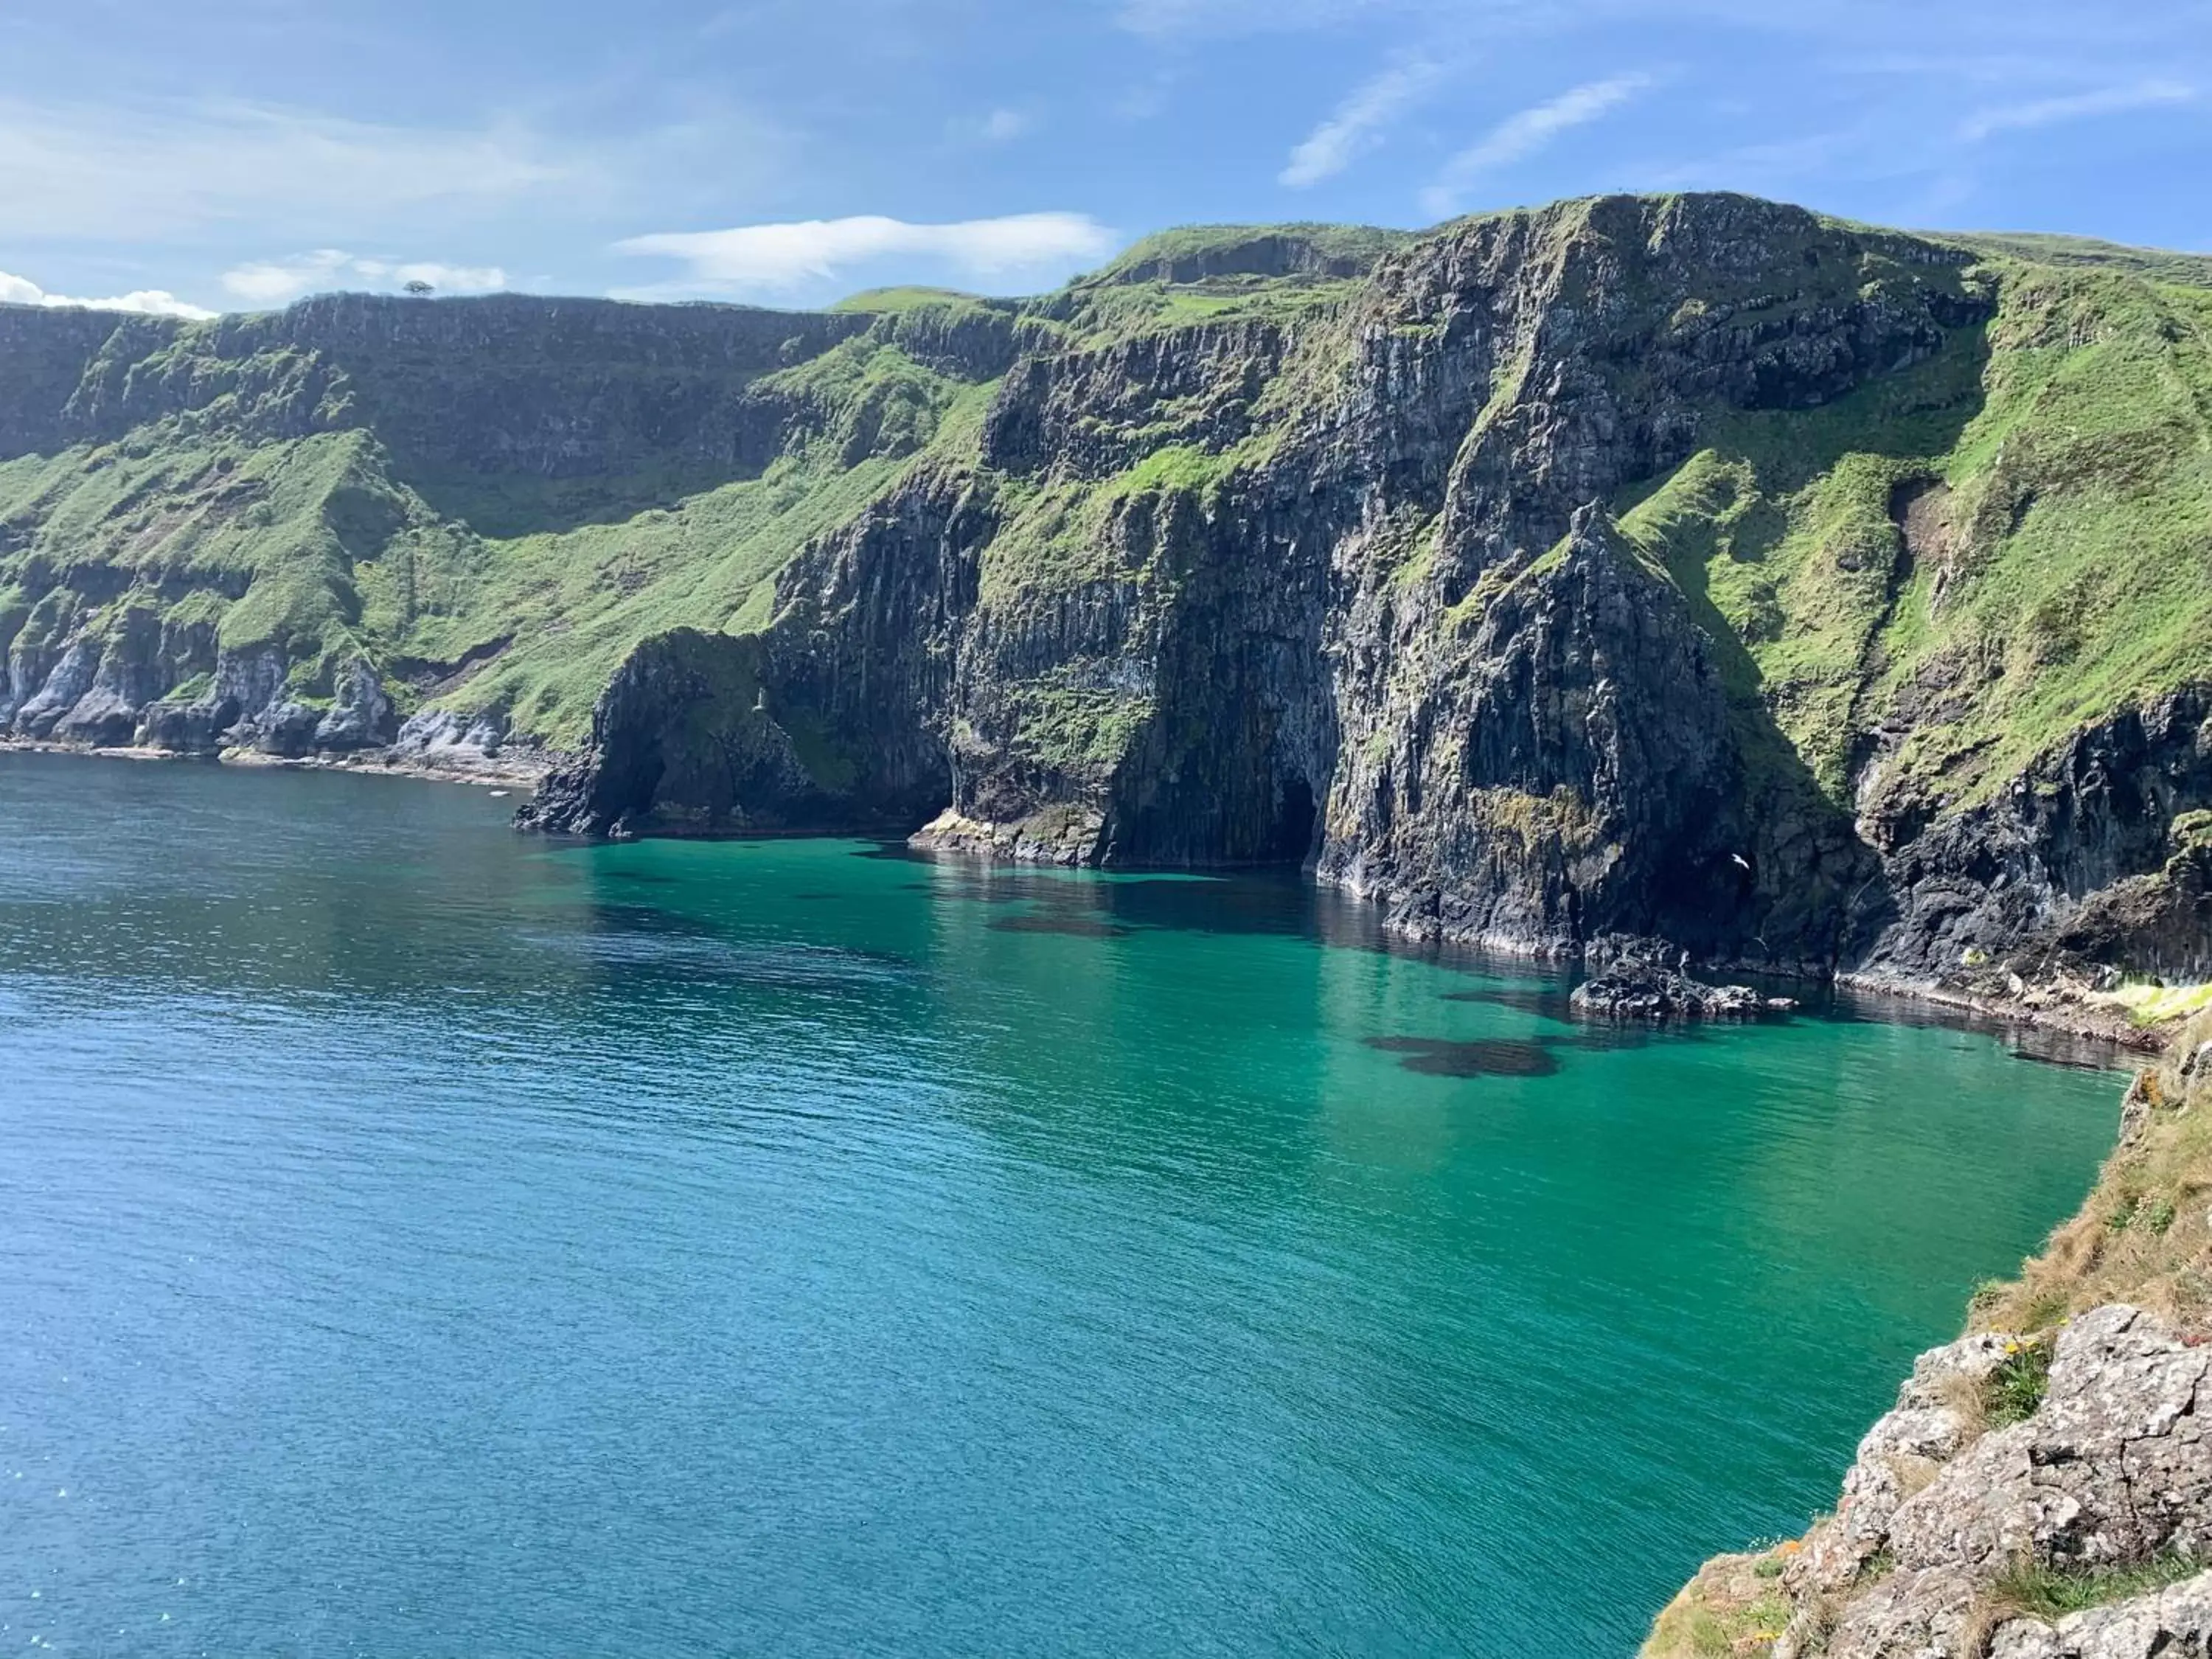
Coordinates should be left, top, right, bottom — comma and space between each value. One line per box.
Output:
1930, 230, 2212, 288
1085, 223, 1415, 288
828, 286, 998, 315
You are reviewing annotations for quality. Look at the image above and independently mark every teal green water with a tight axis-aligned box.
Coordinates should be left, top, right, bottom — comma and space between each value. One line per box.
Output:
0, 752, 2121, 1656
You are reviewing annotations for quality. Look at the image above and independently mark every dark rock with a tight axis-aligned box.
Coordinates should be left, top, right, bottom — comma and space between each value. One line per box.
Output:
253, 701, 322, 757
1570, 964, 1786, 1022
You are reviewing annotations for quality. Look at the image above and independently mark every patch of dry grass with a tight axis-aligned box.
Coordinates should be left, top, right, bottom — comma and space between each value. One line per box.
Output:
1972, 1011, 2212, 1335
1641, 1547, 1798, 1658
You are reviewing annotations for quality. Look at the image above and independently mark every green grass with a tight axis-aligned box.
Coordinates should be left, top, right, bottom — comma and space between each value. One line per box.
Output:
1932, 232, 2212, 289
1004, 676, 1155, 771
9, 196, 2212, 789
1983, 1338, 2053, 1426
1989, 1552, 2204, 1618
2107, 982, 2212, 1026
1090, 223, 1411, 285
0, 425, 433, 692
829, 286, 990, 314
1613, 260, 2212, 811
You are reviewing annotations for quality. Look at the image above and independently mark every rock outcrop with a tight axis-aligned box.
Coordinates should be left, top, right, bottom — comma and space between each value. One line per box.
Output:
1570, 961, 1792, 1021
1768, 1307, 2212, 1657
1650, 1017, 2212, 1656
1650, 1310, 2212, 1657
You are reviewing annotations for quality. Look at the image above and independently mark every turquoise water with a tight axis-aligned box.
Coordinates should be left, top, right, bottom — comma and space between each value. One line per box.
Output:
0, 752, 2121, 1656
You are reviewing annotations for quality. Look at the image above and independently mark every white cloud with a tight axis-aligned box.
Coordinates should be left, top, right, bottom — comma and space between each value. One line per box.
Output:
220, 251, 509, 307
1280, 56, 1447, 187
0, 268, 215, 320
1421, 73, 1654, 216
1958, 79, 2194, 142
612, 213, 1119, 296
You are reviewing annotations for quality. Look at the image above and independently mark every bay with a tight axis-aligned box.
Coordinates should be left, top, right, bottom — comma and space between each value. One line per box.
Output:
0, 752, 2119, 1655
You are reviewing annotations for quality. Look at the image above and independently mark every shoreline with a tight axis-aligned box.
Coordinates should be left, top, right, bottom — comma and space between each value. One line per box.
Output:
4, 737, 2183, 1060
1645, 1010, 2212, 1654
0, 735, 556, 790
1836, 967, 2174, 1055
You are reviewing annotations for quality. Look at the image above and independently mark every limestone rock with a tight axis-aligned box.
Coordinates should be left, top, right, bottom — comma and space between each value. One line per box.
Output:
312, 658, 397, 750
1989, 1572, 2212, 1657
1885, 1309, 2212, 1578
1746, 1309, 2212, 1658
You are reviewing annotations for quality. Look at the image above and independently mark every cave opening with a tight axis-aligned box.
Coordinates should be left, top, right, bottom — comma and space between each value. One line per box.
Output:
1267, 778, 1318, 865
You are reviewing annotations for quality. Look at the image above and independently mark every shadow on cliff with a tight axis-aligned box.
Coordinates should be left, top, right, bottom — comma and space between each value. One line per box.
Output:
400, 460, 778, 540
1634, 321, 1997, 969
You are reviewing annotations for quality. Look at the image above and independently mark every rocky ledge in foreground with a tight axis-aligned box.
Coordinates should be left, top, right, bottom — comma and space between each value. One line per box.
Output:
1655, 1307, 2212, 1657
1648, 1019, 2212, 1658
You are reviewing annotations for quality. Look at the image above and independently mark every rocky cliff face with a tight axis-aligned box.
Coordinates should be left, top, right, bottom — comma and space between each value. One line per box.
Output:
6, 192, 2208, 989
0, 290, 972, 773
517, 192, 2211, 990
1655, 1308, 2212, 1657
1859, 690, 2212, 984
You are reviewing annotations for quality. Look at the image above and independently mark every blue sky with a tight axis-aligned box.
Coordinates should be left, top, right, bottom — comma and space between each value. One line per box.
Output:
1, 0, 2207, 317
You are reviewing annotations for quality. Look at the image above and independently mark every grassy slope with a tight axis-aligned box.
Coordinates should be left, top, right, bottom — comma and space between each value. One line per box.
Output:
393, 337, 992, 745
0, 427, 467, 695
1932, 231, 2212, 289
1619, 262, 2212, 810
0, 327, 1000, 745
1975, 1004, 2212, 1335
6, 207, 2209, 776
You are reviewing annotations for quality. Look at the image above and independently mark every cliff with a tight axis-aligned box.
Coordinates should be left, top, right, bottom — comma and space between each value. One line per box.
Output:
5, 192, 2210, 997
1647, 1012, 2212, 1656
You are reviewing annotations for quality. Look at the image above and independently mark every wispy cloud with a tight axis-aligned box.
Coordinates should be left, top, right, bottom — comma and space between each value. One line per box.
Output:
945, 107, 1036, 145
1958, 79, 2194, 142
1280, 55, 1447, 187
0, 97, 573, 242
612, 213, 1119, 296
0, 268, 215, 320
1421, 72, 1653, 216
220, 251, 509, 308
1116, 0, 1395, 38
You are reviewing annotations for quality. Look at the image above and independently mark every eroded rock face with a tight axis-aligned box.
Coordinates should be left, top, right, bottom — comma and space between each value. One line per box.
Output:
508, 195, 2209, 984
1, 627, 514, 774
1324, 507, 1749, 952
1861, 690, 2212, 985
1990, 1573, 2212, 1658
312, 658, 397, 751
1759, 1309, 2212, 1659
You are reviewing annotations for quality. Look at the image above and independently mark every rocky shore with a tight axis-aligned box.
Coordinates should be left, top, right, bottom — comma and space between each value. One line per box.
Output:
1569, 939, 1801, 1021
0, 727, 549, 789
